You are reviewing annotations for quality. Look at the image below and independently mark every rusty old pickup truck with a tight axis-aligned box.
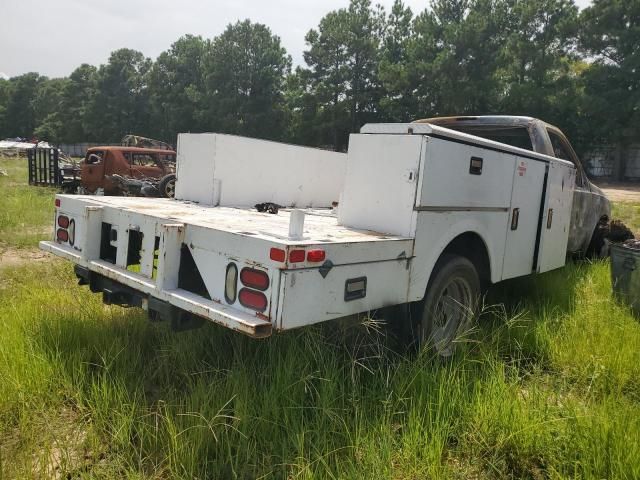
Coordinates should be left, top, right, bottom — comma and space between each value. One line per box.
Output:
416, 116, 611, 257
80, 146, 176, 197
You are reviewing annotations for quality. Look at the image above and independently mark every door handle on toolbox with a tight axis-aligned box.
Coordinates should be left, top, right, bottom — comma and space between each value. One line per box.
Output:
511, 208, 520, 230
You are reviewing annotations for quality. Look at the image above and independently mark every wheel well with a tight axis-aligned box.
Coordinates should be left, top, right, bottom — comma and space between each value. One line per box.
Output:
441, 232, 491, 286
585, 214, 610, 257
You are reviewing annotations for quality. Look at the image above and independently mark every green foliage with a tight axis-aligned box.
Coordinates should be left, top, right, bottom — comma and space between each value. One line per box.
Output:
2, 72, 47, 139
86, 49, 153, 142
579, 0, 640, 145
58, 64, 98, 143
204, 21, 291, 140
300, 0, 384, 150
0, 157, 54, 250
147, 35, 211, 141
378, 0, 416, 122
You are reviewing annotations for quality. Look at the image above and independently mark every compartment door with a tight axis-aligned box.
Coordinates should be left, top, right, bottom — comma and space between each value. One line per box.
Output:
338, 134, 423, 237
502, 158, 548, 280
536, 162, 576, 272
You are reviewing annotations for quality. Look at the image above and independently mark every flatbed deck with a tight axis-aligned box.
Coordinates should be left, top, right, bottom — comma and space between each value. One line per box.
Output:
65, 195, 411, 245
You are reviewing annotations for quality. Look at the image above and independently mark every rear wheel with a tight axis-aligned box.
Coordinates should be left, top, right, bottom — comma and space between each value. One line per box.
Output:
586, 218, 609, 258
159, 174, 176, 198
419, 254, 480, 357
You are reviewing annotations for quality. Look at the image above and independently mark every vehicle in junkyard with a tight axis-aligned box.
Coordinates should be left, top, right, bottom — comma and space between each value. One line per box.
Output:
40, 118, 610, 356
416, 116, 611, 257
80, 146, 177, 197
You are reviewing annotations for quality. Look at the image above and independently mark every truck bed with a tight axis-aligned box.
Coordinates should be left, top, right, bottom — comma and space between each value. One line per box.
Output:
69, 195, 407, 245
42, 194, 414, 337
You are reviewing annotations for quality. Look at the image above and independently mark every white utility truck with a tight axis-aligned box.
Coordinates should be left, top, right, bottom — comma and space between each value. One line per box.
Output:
41, 122, 576, 355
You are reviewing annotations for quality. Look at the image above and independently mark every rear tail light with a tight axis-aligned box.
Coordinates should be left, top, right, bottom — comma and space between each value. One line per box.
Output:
307, 249, 325, 262
225, 263, 238, 304
240, 268, 269, 291
55, 198, 60, 208
239, 288, 268, 312
289, 249, 305, 263
56, 229, 69, 242
270, 247, 286, 262
57, 215, 69, 228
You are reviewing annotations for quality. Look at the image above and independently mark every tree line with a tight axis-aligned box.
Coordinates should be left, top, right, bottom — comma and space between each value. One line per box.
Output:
0, 0, 637, 155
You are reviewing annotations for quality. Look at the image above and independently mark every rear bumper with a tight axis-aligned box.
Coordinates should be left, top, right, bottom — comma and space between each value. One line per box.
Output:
39, 241, 272, 338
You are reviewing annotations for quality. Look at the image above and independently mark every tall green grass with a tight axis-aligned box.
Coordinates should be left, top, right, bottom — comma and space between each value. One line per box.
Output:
612, 202, 640, 235
1, 156, 639, 477
1, 259, 638, 478
0, 157, 56, 250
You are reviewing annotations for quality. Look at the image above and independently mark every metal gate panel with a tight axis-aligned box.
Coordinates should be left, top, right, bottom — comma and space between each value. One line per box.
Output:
27, 148, 61, 186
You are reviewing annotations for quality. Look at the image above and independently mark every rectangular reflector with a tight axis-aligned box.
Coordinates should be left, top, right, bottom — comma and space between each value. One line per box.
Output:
306, 249, 325, 262
270, 248, 286, 262
289, 249, 305, 263
344, 277, 367, 301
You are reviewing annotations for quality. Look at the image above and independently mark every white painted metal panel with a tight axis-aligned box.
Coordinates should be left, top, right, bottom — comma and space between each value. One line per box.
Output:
189, 245, 277, 319
213, 134, 345, 208
175, 133, 216, 205
176, 133, 345, 208
277, 259, 410, 329
39, 241, 272, 337
418, 137, 515, 208
502, 158, 548, 280
338, 134, 423, 237
62, 196, 409, 246
407, 211, 510, 299
537, 161, 575, 272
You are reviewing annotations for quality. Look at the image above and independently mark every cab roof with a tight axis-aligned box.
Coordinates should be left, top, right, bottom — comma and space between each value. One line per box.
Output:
413, 115, 558, 130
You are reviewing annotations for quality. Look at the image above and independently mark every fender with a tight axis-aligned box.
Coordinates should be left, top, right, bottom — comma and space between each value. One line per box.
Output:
407, 211, 508, 301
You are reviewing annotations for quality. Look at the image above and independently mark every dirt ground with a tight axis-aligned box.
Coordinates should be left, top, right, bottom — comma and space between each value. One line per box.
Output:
0, 248, 51, 270
596, 182, 640, 203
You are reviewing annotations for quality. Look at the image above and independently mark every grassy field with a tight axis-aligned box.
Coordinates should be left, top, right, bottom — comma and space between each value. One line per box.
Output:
612, 202, 640, 235
1, 156, 639, 479
0, 157, 56, 251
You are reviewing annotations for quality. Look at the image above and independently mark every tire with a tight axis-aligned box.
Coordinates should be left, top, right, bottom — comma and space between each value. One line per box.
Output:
586, 219, 609, 258
418, 254, 480, 357
158, 174, 176, 198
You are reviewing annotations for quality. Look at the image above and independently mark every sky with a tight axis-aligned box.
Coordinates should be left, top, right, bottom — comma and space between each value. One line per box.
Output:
0, 0, 593, 79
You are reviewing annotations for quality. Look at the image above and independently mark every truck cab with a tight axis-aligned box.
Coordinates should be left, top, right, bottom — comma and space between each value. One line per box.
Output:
415, 116, 611, 256
81, 146, 176, 195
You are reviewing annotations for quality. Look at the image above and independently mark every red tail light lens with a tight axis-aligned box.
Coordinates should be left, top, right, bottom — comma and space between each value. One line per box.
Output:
307, 249, 325, 262
270, 247, 286, 262
57, 215, 70, 228
289, 249, 305, 263
56, 228, 69, 242
239, 288, 268, 312
55, 198, 60, 208
240, 268, 269, 291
